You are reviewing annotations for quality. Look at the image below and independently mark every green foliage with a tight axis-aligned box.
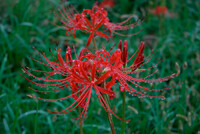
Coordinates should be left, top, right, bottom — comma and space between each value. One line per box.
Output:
1, 0, 200, 133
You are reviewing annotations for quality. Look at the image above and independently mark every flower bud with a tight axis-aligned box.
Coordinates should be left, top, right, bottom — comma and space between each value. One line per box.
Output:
122, 40, 128, 66
118, 40, 122, 51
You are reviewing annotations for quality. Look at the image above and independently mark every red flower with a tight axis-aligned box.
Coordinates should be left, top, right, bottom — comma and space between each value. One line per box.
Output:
55, 5, 142, 47
21, 47, 126, 122
99, 0, 115, 8
151, 6, 168, 16
88, 41, 180, 99
22, 42, 180, 122
110, 41, 180, 98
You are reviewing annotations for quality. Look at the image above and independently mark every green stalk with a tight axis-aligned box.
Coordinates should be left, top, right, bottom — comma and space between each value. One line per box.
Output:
92, 38, 115, 134
78, 106, 83, 134
92, 38, 97, 51
34, 101, 39, 134
103, 94, 116, 134
121, 90, 126, 134
121, 64, 126, 134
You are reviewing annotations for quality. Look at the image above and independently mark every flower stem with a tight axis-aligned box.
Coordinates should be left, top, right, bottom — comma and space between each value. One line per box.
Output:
103, 94, 116, 134
121, 90, 126, 134
93, 38, 115, 133
121, 63, 127, 134
78, 106, 83, 134
92, 38, 97, 51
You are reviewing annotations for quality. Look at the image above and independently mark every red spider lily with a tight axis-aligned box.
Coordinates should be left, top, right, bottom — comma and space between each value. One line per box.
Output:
22, 42, 180, 122
99, 0, 115, 8
55, 5, 142, 47
87, 41, 180, 99
21, 47, 127, 122
108, 41, 180, 98
151, 6, 168, 16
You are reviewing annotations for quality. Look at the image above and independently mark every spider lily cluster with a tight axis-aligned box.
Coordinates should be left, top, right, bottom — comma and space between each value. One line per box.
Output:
55, 5, 142, 46
22, 41, 178, 121
22, 3, 179, 124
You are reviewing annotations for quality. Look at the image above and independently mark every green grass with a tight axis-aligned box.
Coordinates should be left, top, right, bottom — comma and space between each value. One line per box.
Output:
1, 0, 200, 133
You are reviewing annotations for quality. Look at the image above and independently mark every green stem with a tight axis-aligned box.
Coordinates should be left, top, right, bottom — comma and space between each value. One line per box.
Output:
93, 38, 115, 134
121, 63, 127, 134
121, 90, 126, 134
78, 106, 83, 134
92, 38, 97, 51
34, 101, 39, 134
103, 94, 116, 134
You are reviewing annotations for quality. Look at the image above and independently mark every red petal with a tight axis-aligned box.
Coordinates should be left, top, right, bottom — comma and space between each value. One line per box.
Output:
118, 40, 122, 51
86, 33, 94, 47
95, 31, 109, 39
94, 85, 114, 96
57, 48, 65, 66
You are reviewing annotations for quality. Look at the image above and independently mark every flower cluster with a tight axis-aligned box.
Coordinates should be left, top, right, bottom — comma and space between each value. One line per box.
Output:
21, 41, 179, 121
21, 3, 181, 127
55, 4, 142, 46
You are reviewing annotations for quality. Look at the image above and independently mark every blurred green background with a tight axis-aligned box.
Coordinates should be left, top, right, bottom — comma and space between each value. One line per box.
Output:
1, 0, 200, 133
